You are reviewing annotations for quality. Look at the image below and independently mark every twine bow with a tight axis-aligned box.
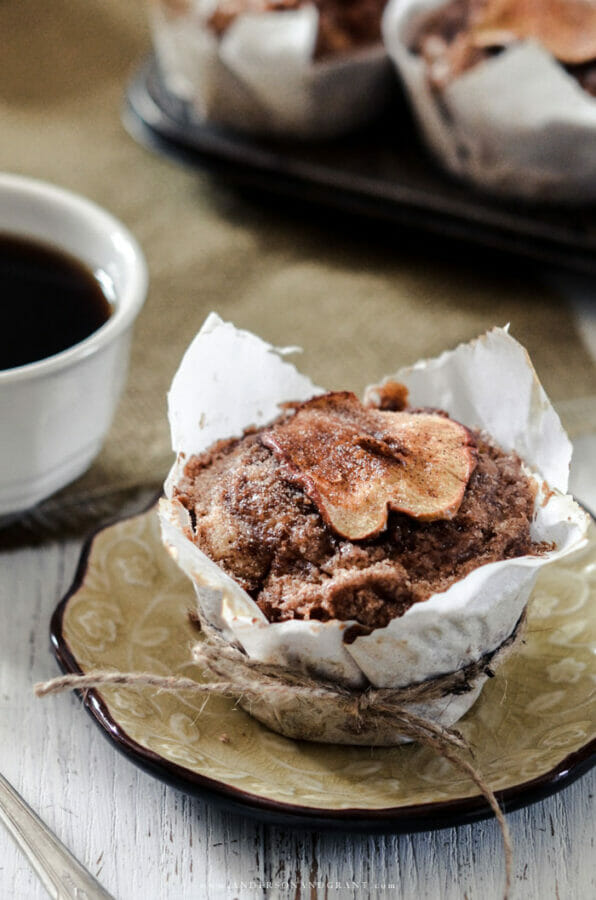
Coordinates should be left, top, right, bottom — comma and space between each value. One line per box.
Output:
35, 614, 522, 899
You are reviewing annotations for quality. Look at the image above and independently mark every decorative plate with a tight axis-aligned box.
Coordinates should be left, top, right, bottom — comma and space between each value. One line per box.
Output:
51, 504, 596, 832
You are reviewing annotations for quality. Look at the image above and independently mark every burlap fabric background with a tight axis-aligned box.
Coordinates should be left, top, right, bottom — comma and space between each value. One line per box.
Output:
2, 0, 596, 537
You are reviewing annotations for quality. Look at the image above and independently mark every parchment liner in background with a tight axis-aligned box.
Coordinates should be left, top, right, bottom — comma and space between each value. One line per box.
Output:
150, 0, 392, 138
159, 315, 588, 743
382, 0, 596, 201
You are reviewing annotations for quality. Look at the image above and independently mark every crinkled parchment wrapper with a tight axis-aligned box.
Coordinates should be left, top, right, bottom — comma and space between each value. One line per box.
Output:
159, 314, 588, 744
150, 0, 392, 138
382, 0, 596, 201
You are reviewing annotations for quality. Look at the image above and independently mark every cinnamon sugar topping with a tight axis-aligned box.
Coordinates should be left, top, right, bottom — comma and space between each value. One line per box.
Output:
260, 391, 477, 540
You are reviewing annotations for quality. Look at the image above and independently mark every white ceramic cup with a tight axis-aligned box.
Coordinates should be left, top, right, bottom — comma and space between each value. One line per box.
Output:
0, 174, 148, 518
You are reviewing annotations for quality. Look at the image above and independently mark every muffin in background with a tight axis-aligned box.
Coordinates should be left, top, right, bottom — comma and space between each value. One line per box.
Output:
150, 0, 393, 138
383, 0, 596, 201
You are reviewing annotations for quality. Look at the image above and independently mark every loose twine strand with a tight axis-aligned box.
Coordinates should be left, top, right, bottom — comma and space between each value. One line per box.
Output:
35, 617, 520, 899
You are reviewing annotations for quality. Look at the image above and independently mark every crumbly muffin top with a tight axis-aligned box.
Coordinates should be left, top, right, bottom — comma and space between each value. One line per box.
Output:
174, 390, 548, 633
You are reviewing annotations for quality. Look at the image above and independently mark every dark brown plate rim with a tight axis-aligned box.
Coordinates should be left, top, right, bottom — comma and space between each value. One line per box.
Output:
50, 497, 596, 833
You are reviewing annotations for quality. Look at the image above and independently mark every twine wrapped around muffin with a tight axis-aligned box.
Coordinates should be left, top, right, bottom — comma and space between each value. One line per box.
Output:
35, 609, 523, 742
191, 606, 528, 744
34, 616, 522, 896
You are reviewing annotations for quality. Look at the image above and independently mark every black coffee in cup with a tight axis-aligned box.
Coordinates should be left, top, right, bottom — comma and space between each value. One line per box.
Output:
0, 233, 113, 370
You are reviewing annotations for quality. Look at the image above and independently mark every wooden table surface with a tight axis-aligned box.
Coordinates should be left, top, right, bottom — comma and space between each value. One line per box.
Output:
1, 298, 595, 900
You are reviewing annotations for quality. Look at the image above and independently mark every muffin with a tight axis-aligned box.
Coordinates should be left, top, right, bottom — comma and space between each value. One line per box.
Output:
383, 0, 596, 200
150, 0, 393, 138
412, 0, 596, 96
159, 315, 588, 744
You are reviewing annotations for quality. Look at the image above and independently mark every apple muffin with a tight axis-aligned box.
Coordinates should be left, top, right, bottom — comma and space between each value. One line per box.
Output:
158, 316, 587, 744
173, 389, 548, 635
383, 0, 596, 200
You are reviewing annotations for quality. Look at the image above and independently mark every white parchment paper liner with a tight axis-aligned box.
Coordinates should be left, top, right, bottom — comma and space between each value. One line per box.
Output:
382, 0, 596, 201
150, 1, 392, 139
159, 314, 588, 741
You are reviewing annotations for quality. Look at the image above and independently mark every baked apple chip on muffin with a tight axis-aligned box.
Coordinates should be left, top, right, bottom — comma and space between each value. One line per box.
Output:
159, 315, 588, 744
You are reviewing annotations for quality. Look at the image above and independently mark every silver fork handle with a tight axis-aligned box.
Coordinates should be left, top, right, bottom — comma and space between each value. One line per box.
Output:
0, 771, 114, 900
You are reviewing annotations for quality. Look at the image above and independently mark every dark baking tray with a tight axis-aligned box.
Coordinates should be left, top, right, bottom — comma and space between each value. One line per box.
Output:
124, 56, 596, 275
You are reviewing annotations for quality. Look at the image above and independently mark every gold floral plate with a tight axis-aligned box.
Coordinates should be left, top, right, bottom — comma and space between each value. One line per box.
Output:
50, 503, 596, 832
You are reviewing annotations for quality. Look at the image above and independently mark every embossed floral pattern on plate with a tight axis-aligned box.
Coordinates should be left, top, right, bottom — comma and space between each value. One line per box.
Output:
53, 507, 596, 818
